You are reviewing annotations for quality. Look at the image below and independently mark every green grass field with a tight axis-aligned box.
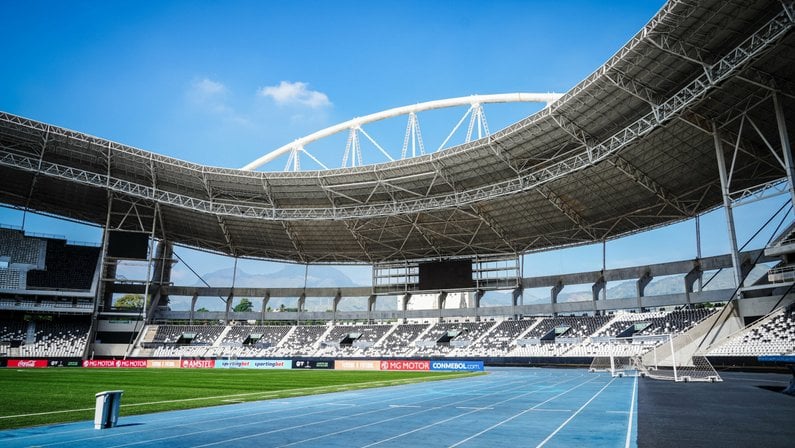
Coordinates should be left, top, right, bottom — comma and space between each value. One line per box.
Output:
0, 369, 478, 430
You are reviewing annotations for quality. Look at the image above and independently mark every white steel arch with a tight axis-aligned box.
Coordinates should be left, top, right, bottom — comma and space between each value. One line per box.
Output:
241, 92, 562, 171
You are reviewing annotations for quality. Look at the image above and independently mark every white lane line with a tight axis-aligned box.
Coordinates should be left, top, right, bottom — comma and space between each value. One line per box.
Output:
360, 408, 487, 448
30, 374, 493, 446
277, 373, 585, 448
273, 376, 549, 448
164, 374, 522, 448
448, 376, 600, 448
535, 377, 616, 448
625, 374, 638, 448
456, 406, 493, 410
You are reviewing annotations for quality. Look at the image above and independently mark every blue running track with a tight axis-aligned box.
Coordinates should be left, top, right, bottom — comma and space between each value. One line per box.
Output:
0, 367, 637, 447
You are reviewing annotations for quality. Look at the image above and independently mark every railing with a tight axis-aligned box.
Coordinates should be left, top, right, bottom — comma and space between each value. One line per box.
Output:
767, 265, 795, 283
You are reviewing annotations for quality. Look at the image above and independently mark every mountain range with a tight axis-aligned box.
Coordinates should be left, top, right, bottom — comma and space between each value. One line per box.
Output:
168, 264, 771, 312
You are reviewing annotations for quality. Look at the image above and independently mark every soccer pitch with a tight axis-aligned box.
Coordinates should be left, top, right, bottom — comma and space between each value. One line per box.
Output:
0, 368, 476, 429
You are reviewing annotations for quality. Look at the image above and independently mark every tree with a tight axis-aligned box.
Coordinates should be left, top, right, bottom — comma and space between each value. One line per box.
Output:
233, 298, 253, 312
196, 307, 209, 313
115, 294, 144, 309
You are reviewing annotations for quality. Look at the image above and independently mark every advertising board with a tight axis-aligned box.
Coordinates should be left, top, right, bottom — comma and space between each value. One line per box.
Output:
334, 360, 382, 371
429, 360, 484, 371
83, 359, 148, 368
180, 359, 216, 369
379, 360, 430, 371
215, 359, 291, 369
147, 359, 181, 368
292, 359, 334, 369
8, 359, 48, 368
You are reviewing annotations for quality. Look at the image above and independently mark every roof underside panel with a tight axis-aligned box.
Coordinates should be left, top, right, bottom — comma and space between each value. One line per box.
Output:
0, 0, 792, 263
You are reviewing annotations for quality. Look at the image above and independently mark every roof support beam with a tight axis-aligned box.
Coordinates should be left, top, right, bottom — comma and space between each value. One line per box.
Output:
536, 185, 597, 240
280, 221, 306, 263
647, 32, 712, 67
608, 156, 691, 216
605, 70, 664, 107
466, 205, 516, 252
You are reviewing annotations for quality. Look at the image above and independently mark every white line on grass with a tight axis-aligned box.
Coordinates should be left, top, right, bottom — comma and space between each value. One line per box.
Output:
535, 377, 617, 447
0, 374, 472, 421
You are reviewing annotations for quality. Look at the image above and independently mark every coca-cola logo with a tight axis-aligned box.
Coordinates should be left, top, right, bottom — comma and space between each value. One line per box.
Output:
17, 360, 36, 367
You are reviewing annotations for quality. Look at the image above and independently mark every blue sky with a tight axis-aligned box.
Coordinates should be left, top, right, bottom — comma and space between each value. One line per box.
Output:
1, 0, 790, 290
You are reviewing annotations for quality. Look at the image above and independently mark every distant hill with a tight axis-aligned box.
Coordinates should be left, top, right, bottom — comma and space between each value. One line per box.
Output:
551, 264, 771, 304
169, 265, 363, 312
170, 264, 773, 312
196, 264, 360, 289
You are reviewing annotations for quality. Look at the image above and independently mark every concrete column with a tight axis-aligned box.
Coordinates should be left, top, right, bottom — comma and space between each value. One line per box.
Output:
637, 271, 652, 311
437, 292, 448, 310
592, 275, 606, 302
225, 291, 233, 324
190, 292, 198, 325
684, 261, 702, 294
297, 293, 306, 313
551, 281, 563, 305
332, 290, 342, 323
367, 295, 377, 323
474, 289, 485, 308
512, 286, 523, 307
401, 293, 412, 323
261, 292, 270, 324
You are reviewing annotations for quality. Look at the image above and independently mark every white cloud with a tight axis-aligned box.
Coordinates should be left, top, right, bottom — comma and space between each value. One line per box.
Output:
258, 81, 331, 109
195, 78, 226, 95
189, 78, 227, 104
186, 77, 251, 126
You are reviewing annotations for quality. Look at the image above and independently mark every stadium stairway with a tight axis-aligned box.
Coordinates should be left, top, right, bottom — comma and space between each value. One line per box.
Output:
372, 323, 399, 348
213, 326, 232, 347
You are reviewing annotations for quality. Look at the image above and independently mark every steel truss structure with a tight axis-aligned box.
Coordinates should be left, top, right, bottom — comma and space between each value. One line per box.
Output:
0, 0, 793, 264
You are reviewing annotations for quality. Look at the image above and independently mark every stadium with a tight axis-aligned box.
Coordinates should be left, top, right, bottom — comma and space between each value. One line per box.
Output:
1, 0, 795, 446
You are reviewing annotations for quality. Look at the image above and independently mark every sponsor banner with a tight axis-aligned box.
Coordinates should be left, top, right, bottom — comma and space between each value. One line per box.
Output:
83, 359, 148, 368
215, 359, 291, 369
251, 359, 291, 369
379, 360, 430, 371
429, 360, 484, 371
48, 359, 82, 368
0, 359, 6, 368
215, 360, 249, 369
759, 355, 795, 363
8, 359, 48, 368
292, 359, 334, 370
334, 359, 382, 371
180, 359, 216, 369
147, 359, 181, 369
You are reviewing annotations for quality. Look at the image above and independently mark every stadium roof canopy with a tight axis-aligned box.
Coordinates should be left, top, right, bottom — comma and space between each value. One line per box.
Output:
1, 0, 794, 264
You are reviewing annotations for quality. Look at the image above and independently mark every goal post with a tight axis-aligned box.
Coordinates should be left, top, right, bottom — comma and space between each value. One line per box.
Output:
639, 333, 721, 382
588, 334, 721, 382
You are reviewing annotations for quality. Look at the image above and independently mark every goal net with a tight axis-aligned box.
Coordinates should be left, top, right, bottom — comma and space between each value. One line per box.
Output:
589, 334, 721, 382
